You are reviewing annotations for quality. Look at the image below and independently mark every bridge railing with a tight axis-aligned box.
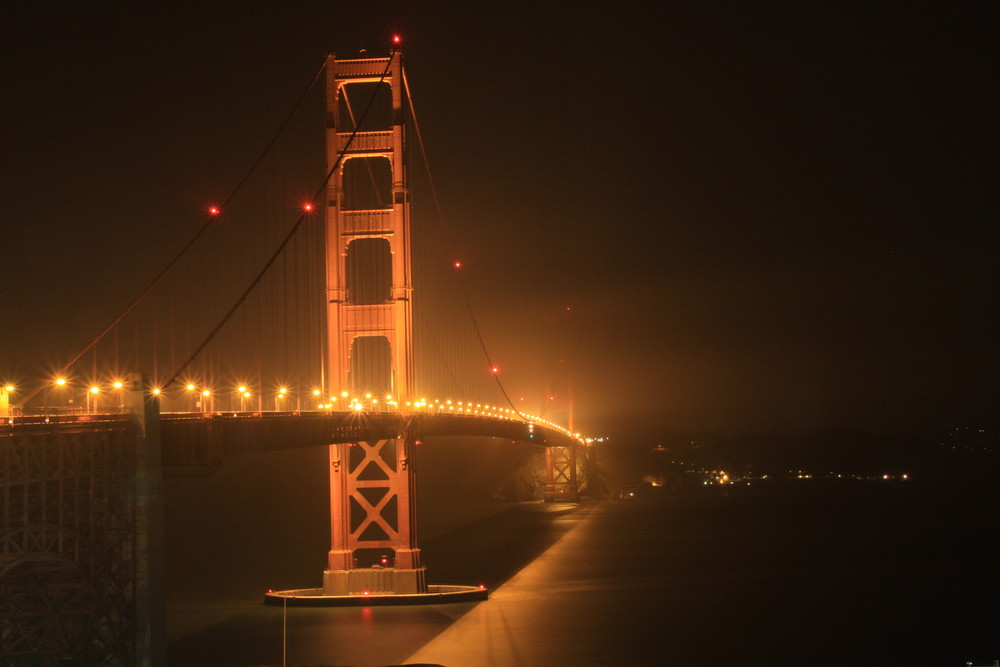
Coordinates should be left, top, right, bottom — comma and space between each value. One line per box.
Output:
16, 406, 137, 416
158, 399, 583, 444
1, 412, 137, 430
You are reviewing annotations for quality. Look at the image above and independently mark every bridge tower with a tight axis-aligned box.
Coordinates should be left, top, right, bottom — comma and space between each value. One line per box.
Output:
324, 51, 412, 399
321, 49, 424, 595
542, 372, 580, 501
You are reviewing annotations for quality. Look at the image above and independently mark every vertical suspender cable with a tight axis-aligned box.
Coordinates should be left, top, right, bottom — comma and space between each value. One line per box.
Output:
16, 57, 328, 408
165, 49, 399, 389
402, 70, 525, 419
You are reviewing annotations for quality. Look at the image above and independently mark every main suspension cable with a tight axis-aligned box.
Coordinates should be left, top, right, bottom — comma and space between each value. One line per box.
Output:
17, 55, 328, 407
403, 69, 526, 419
165, 48, 399, 389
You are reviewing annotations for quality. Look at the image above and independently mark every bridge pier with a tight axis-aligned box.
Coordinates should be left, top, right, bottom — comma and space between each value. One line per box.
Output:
0, 373, 164, 665
544, 444, 580, 502
323, 434, 427, 595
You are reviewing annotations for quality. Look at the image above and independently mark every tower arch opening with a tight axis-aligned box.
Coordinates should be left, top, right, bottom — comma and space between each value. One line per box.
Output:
342, 156, 392, 210
349, 335, 392, 397
345, 238, 392, 305
338, 81, 392, 132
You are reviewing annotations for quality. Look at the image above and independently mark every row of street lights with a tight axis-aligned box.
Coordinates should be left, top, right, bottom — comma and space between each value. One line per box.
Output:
3, 378, 583, 441
2, 378, 132, 415
177, 383, 265, 413
3, 378, 374, 414
170, 386, 399, 413
8, 379, 526, 416
2, 380, 588, 442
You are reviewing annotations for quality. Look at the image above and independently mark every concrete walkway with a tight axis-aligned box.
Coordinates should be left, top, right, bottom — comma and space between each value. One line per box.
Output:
403, 500, 666, 666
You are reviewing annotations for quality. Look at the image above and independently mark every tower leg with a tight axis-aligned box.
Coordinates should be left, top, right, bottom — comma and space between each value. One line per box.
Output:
544, 445, 580, 502
323, 435, 426, 595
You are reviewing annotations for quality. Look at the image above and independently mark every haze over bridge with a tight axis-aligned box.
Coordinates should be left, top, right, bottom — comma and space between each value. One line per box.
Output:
1, 41, 594, 665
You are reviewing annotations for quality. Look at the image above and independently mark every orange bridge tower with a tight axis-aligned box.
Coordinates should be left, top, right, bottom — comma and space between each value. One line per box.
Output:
321, 48, 423, 595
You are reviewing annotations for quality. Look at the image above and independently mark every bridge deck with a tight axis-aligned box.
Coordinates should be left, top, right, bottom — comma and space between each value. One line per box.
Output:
5, 411, 580, 469
158, 411, 577, 468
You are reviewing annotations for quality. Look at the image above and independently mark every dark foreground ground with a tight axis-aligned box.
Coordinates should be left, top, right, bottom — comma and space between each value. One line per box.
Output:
163, 455, 997, 666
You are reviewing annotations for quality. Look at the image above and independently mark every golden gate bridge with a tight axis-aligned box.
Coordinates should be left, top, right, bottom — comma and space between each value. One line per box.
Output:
1, 38, 596, 665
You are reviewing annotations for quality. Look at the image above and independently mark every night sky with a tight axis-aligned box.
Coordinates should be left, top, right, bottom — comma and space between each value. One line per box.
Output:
2, 2, 996, 438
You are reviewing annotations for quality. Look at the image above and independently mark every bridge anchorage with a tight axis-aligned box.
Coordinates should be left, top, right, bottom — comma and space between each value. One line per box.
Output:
263, 46, 582, 607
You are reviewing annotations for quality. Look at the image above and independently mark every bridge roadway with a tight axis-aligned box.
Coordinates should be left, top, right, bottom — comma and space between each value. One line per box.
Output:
5, 411, 579, 469
161, 410, 578, 469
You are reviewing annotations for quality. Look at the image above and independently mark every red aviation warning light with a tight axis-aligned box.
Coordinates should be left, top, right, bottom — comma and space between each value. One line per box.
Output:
302, 202, 314, 212
208, 205, 221, 216
453, 261, 462, 269
491, 366, 500, 375
392, 34, 402, 45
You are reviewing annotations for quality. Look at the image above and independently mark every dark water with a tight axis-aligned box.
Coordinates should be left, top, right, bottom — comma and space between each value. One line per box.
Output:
163, 448, 998, 666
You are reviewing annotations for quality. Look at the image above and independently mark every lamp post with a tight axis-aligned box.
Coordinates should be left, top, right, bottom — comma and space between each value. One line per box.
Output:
237, 386, 251, 412
186, 384, 197, 412
51, 377, 68, 415
1, 384, 13, 418
112, 380, 124, 413
88, 386, 100, 414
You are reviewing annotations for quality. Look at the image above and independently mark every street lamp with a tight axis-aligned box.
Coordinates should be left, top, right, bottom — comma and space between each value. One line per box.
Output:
88, 386, 100, 414
185, 383, 198, 412
112, 380, 124, 412
50, 377, 68, 414
275, 387, 287, 412
1, 384, 13, 418
237, 386, 251, 412
202, 389, 212, 413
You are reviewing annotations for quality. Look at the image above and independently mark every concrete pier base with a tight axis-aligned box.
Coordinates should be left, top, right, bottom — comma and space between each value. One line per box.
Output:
265, 583, 487, 607
322, 566, 427, 596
